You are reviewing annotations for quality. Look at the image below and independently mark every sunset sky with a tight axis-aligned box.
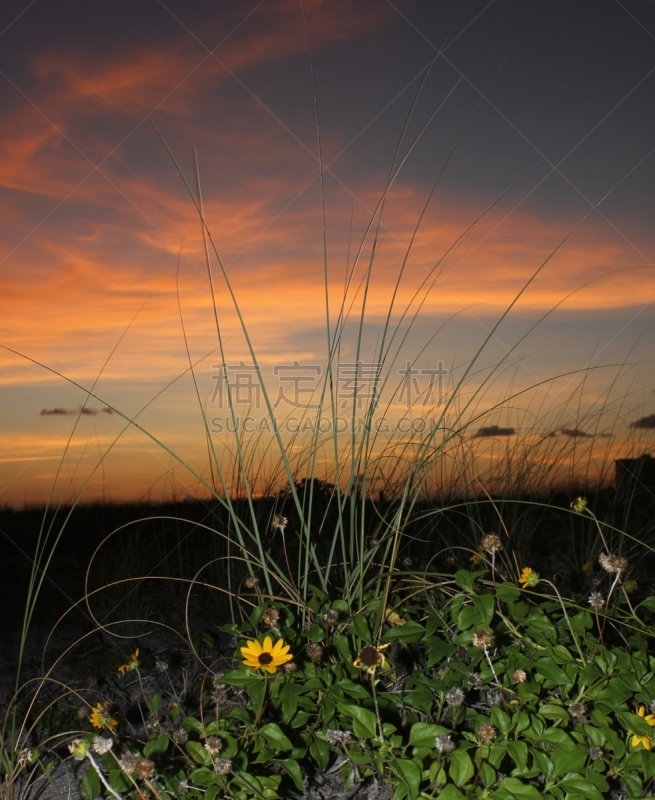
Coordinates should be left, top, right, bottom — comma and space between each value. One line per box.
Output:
1, 0, 655, 505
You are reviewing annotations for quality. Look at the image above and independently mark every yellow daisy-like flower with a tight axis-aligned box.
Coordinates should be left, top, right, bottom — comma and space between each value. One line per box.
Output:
629, 706, 655, 750
89, 702, 118, 732
118, 648, 139, 674
519, 567, 539, 588
240, 636, 292, 674
353, 643, 391, 675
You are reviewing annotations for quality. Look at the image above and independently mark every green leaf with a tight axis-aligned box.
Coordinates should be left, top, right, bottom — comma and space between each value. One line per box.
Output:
408, 722, 450, 747
382, 621, 425, 642
393, 759, 422, 800
535, 658, 571, 686
310, 739, 330, 772
187, 741, 211, 766
80, 766, 100, 800
472, 594, 495, 627
144, 734, 169, 758
507, 740, 528, 771
496, 582, 521, 601
332, 634, 354, 666
351, 615, 372, 644
183, 716, 205, 735
259, 723, 293, 751
339, 679, 371, 699
338, 704, 378, 739
558, 775, 604, 800
305, 622, 325, 642
449, 749, 475, 787
279, 758, 303, 790
455, 570, 486, 590
497, 777, 543, 799
550, 746, 587, 777
435, 786, 466, 800
538, 703, 570, 721
491, 707, 511, 735
108, 770, 129, 793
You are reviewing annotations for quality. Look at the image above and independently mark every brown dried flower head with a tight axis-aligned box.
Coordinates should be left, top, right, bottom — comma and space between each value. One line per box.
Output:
472, 630, 494, 650
261, 608, 280, 629
172, 730, 188, 746
271, 514, 288, 533
481, 534, 502, 554
16, 748, 34, 767
119, 753, 141, 774
588, 591, 605, 609
568, 702, 587, 720
478, 724, 497, 744
323, 609, 340, 625
599, 552, 628, 574
213, 758, 232, 775
445, 687, 465, 707
135, 760, 155, 780
204, 736, 222, 756
512, 669, 527, 684
243, 575, 259, 589
324, 729, 354, 746
435, 733, 455, 753
306, 642, 324, 660
588, 746, 604, 762
92, 736, 113, 755
283, 662, 297, 673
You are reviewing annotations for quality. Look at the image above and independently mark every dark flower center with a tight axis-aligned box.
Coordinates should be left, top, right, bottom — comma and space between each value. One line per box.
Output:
358, 646, 380, 667
258, 653, 273, 665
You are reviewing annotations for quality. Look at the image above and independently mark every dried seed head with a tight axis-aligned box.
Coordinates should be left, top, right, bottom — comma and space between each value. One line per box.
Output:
402, 557, 413, 568
588, 746, 604, 761
445, 687, 465, 707
324, 729, 355, 746
155, 659, 168, 673
481, 534, 502, 554
435, 733, 455, 753
588, 591, 605, 610
512, 669, 527, 683
283, 662, 297, 674
599, 552, 628, 574
76, 706, 88, 721
212, 672, 225, 688
213, 758, 232, 775
306, 643, 324, 660
204, 736, 222, 756
468, 672, 483, 687
472, 630, 494, 650
177, 780, 189, 795
172, 729, 189, 746
261, 608, 280, 628
478, 724, 497, 744
16, 748, 34, 767
568, 702, 587, 720
243, 575, 259, 589
119, 753, 141, 774
135, 760, 155, 780
92, 736, 113, 755
271, 514, 288, 533
323, 609, 340, 625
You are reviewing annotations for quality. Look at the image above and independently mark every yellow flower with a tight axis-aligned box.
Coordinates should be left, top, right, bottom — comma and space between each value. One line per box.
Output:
353, 643, 391, 675
118, 648, 140, 674
582, 561, 593, 572
519, 567, 539, 588
240, 636, 292, 674
385, 610, 406, 627
89, 702, 118, 732
469, 547, 484, 565
630, 706, 655, 750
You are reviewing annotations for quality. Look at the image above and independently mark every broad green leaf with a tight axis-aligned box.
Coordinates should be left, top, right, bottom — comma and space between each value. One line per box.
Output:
472, 594, 495, 627
550, 746, 587, 777
259, 723, 293, 751
497, 777, 543, 799
144, 734, 169, 758
338, 704, 377, 739
538, 703, 570, 721
393, 759, 422, 800
80, 766, 100, 800
496, 583, 521, 601
310, 738, 330, 772
455, 570, 486, 590
351, 615, 372, 644
491, 707, 511, 735
382, 621, 426, 642
507, 740, 528, 771
558, 775, 604, 800
408, 722, 450, 747
280, 758, 303, 790
535, 658, 571, 686
436, 786, 466, 800
449, 749, 475, 787
187, 741, 211, 766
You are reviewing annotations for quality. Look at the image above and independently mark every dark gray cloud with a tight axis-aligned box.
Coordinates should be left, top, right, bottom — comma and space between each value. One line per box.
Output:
630, 414, 655, 430
474, 425, 516, 438
40, 406, 113, 416
560, 428, 592, 438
